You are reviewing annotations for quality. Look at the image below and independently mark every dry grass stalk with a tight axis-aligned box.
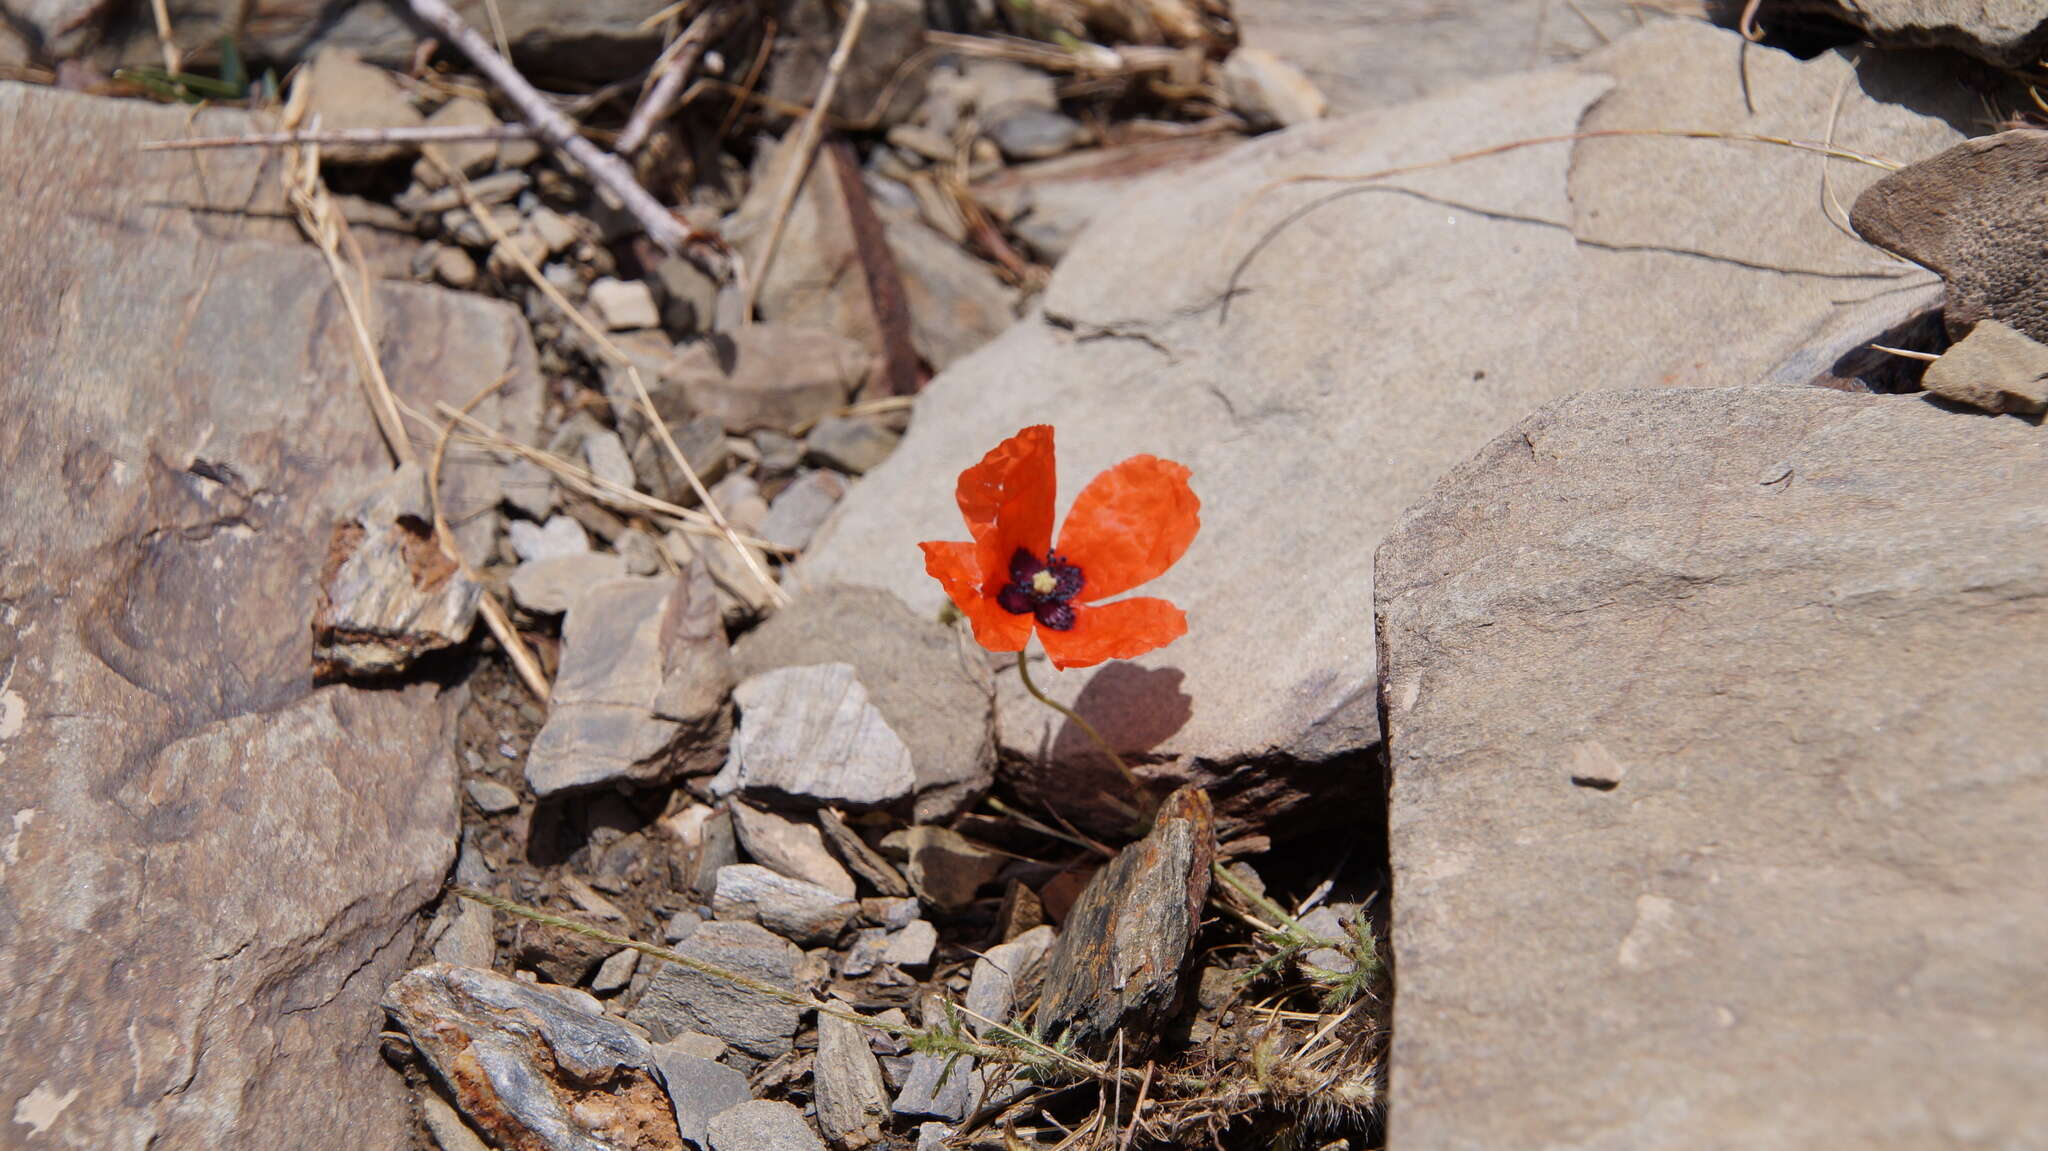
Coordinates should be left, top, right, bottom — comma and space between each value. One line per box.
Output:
141, 124, 541, 152
616, 3, 732, 156
426, 151, 791, 607
742, 0, 871, 318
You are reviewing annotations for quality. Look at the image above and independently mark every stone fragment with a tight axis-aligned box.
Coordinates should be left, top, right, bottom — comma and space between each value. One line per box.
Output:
628, 921, 806, 1063
986, 108, 1083, 160
995, 880, 1045, 942
592, 947, 641, 994
794, 22, 1969, 841
508, 515, 590, 562
591, 276, 662, 330
891, 1055, 983, 1123
1853, 129, 2048, 344
730, 802, 858, 898
503, 457, 559, 519
815, 1000, 890, 1149
842, 928, 892, 977
862, 897, 922, 931
0, 81, 540, 1150
524, 567, 733, 797
713, 864, 859, 946
806, 415, 903, 474
722, 664, 916, 809
301, 48, 423, 163
668, 530, 779, 628
652, 1049, 751, 1149
386, 964, 684, 1151
818, 808, 911, 897
1755, 0, 2048, 67
433, 244, 479, 288
711, 473, 771, 534
707, 1098, 828, 1151
657, 254, 720, 333
962, 59, 1057, 119
1222, 46, 1328, 129
734, 584, 997, 822
674, 326, 870, 433
1377, 385, 2048, 1147
508, 552, 631, 615
513, 915, 616, 985
964, 925, 1057, 1035
1035, 788, 1213, 1056
760, 470, 849, 553
880, 826, 1006, 912
411, 95, 503, 186
528, 206, 581, 255
313, 462, 483, 677
628, 414, 734, 508
420, 1089, 493, 1151
915, 1123, 955, 1151
466, 777, 521, 814
1923, 318, 2048, 415
584, 427, 640, 490
882, 919, 938, 971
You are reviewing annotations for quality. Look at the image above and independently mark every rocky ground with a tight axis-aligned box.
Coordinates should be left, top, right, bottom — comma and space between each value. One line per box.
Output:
3, 1, 2046, 1149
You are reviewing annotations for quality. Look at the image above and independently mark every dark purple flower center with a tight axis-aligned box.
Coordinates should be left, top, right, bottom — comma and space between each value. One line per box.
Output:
997, 547, 1084, 631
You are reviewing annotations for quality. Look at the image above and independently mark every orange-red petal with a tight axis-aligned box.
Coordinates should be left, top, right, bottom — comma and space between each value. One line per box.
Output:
921, 539, 1034, 652
1055, 454, 1199, 602
1037, 596, 1188, 670
955, 425, 1057, 588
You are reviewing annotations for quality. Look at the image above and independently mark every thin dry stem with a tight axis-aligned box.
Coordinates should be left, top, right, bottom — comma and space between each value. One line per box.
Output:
148, 0, 180, 73
142, 124, 540, 151
743, 0, 870, 318
616, 4, 726, 156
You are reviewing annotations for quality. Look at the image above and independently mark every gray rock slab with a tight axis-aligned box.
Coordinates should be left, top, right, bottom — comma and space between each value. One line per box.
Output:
729, 802, 857, 897
652, 1048, 751, 1149
891, 1055, 984, 1124
963, 925, 1057, 1037
882, 920, 938, 971
794, 23, 1969, 838
713, 863, 859, 947
386, 963, 682, 1151
508, 552, 631, 615
628, 921, 806, 1064
1761, 0, 2048, 67
525, 567, 732, 797
760, 470, 849, 553
733, 584, 995, 821
815, 1002, 890, 1149
722, 664, 916, 810
1924, 318, 2048, 416
0, 82, 544, 1151
707, 1098, 828, 1151
1376, 386, 2048, 1147
817, 807, 912, 897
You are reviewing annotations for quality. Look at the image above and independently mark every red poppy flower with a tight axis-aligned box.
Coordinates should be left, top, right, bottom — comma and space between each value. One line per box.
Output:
919, 425, 1199, 670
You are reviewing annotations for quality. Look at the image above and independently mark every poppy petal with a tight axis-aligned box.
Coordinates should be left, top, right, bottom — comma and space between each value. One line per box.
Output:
921, 539, 1034, 652
1055, 455, 1199, 602
955, 425, 1057, 587
1037, 596, 1188, 670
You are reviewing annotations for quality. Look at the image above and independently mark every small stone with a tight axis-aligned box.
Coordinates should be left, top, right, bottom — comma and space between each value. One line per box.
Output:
312, 463, 483, 678
818, 808, 911, 898
1034, 787, 1215, 1057
528, 206, 581, 255
411, 95, 502, 186
753, 430, 805, 477
590, 277, 662, 330
592, 947, 641, 994
464, 778, 520, 814
501, 457, 557, 519
963, 925, 1056, 1036
713, 864, 858, 946
729, 802, 857, 898
659, 1031, 729, 1061
915, 1123, 955, 1151
759, 471, 848, 553
711, 473, 771, 535
667, 529, 778, 627
861, 897, 922, 931
881, 919, 938, 971
962, 59, 1057, 119
507, 552, 630, 616
720, 664, 915, 811
706, 1099, 827, 1151
433, 244, 478, 288
1923, 319, 2048, 415
419, 1089, 491, 1151
618, 528, 666, 576
656, 254, 720, 334
632, 414, 734, 507
628, 921, 805, 1064
887, 124, 954, 162
301, 49, 423, 163
679, 804, 742, 900
805, 416, 902, 474
523, 567, 733, 797
673, 326, 871, 434
995, 880, 1045, 941
508, 514, 590, 562
986, 108, 1083, 161
653, 1048, 751, 1149
386, 964, 681, 1149
891, 1054, 983, 1123
1222, 47, 1329, 130
880, 826, 1006, 912
431, 898, 497, 969
583, 427, 640, 491
512, 915, 616, 986
841, 929, 890, 977
815, 1000, 890, 1149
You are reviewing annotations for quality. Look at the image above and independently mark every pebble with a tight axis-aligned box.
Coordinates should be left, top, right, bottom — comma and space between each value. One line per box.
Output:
814, 1001, 890, 1149
963, 925, 1056, 1036
805, 415, 902, 474
883, 919, 939, 971
582, 428, 639, 492
590, 947, 640, 995
506, 552, 629, 616
589, 276, 662, 330
506, 515, 589, 563
463, 778, 520, 814
986, 108, 1083, 160
758, 469, 847, 552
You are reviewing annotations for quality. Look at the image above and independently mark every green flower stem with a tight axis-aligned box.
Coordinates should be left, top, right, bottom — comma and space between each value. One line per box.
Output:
1209, 863, 1339, 949
1014, 651, 1150, 802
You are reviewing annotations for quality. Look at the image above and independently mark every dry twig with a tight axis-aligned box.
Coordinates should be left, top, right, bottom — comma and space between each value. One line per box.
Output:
616, 4, 731, 156
142, 124, 540, 151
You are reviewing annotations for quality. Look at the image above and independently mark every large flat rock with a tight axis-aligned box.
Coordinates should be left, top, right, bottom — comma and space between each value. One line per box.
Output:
796, 24, 1965, 827
1375, 386, 2048, 1147
0, 83, 539, 1150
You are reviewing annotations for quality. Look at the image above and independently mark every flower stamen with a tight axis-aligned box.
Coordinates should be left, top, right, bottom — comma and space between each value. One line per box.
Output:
998, 547, 1084, 631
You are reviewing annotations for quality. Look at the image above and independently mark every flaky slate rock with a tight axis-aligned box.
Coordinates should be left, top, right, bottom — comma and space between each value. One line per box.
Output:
733, 584, 996, 822
712, 864, 859, 946
651, 1048, 750, 1150
314, 462, 482, 676
525, 565, 732, 798
628, 921, 805, 1064
706, 1099, 828, 1151
963, 925, 1057, 1037
815, 1001, 890, 1149
719, 664, 916, 810
1376, 386, 2048, 1147
729, 802, 857, 897
0, 82, 539, 1150
1853, 129, 2048, 344
1034, 788, 1213, 1057
795, 22, 1968, 840
385, 963, 683, 1151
